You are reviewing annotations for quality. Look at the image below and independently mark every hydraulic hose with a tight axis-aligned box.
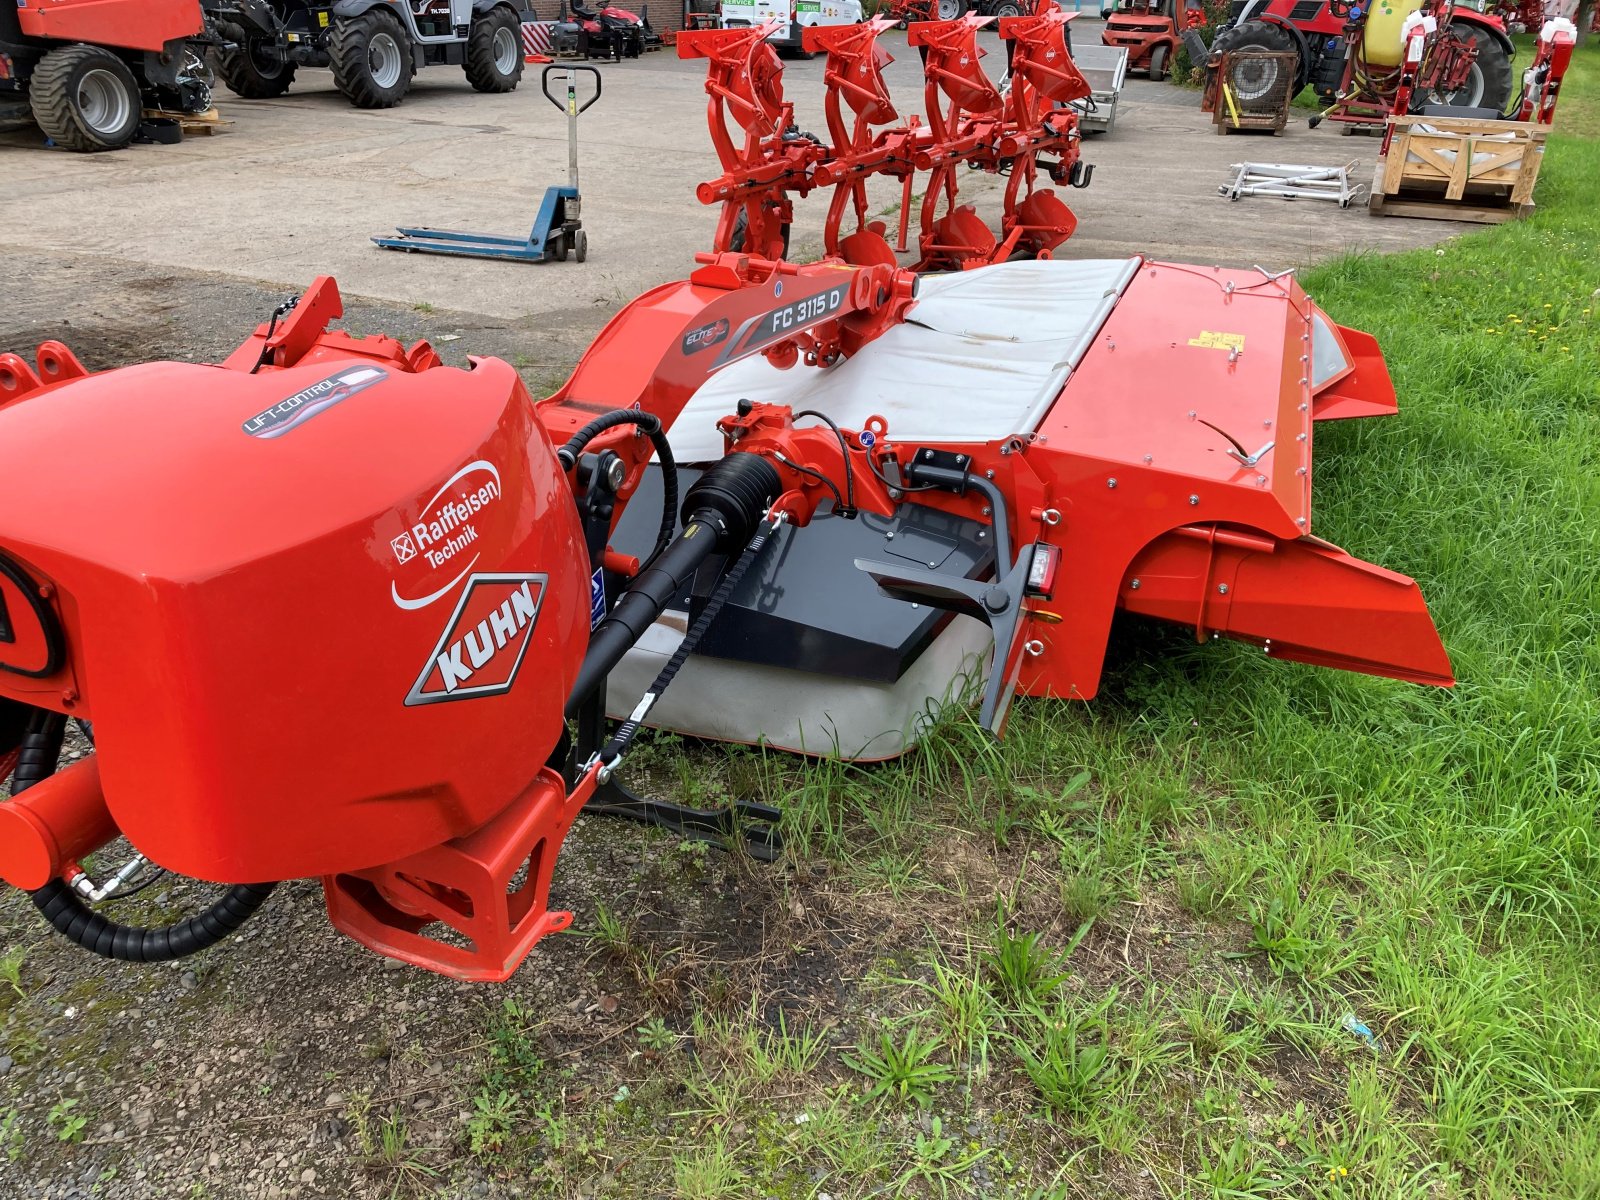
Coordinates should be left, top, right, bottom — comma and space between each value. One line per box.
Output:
565, 451, 782, 717
13, 709, 277, 963
558, 409, 678, 571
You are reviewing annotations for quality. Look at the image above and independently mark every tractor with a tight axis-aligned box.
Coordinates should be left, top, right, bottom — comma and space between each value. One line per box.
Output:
0, 0, 213, 151
1101, 0, 1184, 81
203, 0, 529, 109
1205, 0, 1515, 127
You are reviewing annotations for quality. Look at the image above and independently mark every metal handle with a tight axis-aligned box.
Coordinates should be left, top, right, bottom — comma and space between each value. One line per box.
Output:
541, 65, 603, 114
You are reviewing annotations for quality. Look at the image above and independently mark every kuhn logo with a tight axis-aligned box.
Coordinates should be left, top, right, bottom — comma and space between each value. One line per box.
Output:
390, 460, 503, 610
243, 366, 388, 438
405, 573, 545, 706
681, 317, 730, 356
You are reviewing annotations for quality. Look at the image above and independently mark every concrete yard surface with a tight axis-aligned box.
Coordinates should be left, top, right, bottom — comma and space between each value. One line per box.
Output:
1, 29, 1476, 330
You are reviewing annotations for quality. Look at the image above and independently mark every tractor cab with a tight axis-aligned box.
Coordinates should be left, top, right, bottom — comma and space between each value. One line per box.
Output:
1102, 0, 1183, 81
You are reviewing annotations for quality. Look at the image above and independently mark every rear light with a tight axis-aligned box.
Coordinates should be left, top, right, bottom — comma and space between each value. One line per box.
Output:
1025, 543, 1060, 598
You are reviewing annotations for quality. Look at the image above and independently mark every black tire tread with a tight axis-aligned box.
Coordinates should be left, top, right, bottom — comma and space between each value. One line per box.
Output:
212, 20, 297, 100
28, 43, 140, 152
465, 5, 524, 93
1211, 19, 1302, 96
1456, 25, 1514, 112
329, 9, 413, 109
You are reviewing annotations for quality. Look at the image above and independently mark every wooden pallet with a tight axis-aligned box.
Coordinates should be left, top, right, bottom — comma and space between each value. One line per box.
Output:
142, 107, 230, 136
1369, 115, 1545, 224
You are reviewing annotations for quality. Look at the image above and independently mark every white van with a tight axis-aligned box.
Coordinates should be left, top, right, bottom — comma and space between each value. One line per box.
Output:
718, 0, 866, 57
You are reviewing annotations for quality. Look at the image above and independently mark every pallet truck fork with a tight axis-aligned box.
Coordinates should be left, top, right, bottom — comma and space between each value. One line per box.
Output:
372, 66, 601, 263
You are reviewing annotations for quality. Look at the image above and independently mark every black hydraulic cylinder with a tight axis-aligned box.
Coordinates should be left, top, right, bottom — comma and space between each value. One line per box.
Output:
564, 452, 781, 718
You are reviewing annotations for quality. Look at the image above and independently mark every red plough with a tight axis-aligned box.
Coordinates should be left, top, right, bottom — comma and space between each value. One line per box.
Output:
909, 15, 1010, 267
676, 21, 824, 258
681, 10, 1091, 270
996, 11, 1092, 260
807, 18, 921, 263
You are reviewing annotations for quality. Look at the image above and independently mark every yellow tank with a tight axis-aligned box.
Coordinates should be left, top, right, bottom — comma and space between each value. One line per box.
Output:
1363, 0, 1425, 68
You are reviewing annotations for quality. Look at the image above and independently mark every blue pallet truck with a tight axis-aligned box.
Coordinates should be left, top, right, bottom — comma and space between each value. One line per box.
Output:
373, 66, 602, 264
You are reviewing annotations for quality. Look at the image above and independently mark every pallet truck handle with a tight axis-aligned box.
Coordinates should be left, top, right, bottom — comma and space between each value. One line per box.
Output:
541, 65, 603, 114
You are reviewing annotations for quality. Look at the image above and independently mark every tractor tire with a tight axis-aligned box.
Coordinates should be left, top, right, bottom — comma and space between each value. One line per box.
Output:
1148, 44, 1168, 82
1425, 25, 1514, 112
1210, 19, 1301, 103
991, 1, 1024, 17
936, 0, 968, 19
28, 43, 142, 152
330, 9, 413, 110
465, 6, 524, 94
212, 20, 296, 99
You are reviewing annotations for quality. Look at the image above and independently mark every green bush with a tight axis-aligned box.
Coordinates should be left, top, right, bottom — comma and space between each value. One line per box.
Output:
1171, 0, 1232, 85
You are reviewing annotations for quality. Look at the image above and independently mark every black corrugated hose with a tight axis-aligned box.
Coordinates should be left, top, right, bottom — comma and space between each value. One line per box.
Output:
556, 409, 678, 571
14, 709, 276, 963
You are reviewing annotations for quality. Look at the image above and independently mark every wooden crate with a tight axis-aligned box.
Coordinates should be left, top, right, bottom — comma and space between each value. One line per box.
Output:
1369, 115, 1547, 224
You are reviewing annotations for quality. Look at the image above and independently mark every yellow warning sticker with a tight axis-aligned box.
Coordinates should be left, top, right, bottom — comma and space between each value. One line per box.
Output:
1188, 331, 1246, 352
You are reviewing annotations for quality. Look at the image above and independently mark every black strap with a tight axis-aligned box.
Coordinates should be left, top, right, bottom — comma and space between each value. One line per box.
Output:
599, 514, 780, 766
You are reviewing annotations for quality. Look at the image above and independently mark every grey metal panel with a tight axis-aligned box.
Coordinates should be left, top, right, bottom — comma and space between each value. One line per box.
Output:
1068, 43, 1127, 134
607, 613, 993, 761
1070, 42, 1129, 94
611, 466, 995, 684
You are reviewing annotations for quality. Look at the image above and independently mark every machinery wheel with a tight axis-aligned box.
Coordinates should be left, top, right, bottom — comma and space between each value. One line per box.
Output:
936, 0, 968, 19
28, 43, 142, 152
1148, 44, 1168, 83
465, 5, 524, 94
330, 9, 413, 109
1424, 25, 1513, 112
991, 1, 1024, 17
211, 20, 296, 99
1210, 19, 1301, 103
573, 229, 588, 263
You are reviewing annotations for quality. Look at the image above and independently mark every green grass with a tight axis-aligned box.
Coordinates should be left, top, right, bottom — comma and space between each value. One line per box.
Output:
426, 41, 1600, 1200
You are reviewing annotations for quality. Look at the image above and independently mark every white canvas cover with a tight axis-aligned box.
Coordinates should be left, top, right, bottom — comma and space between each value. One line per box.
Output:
667, 257, 1142, 460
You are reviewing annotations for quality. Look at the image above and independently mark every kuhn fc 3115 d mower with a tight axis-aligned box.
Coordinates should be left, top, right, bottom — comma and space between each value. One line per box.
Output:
0, 253, 1451, 979
0, 32, 1450, 978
